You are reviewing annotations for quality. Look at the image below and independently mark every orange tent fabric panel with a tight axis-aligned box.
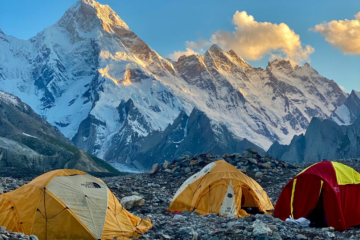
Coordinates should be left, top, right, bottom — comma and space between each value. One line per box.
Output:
101, 189, 152, 240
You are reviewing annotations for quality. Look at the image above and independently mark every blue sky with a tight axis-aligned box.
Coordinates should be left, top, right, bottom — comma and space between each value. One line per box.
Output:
0, 0, 359, 92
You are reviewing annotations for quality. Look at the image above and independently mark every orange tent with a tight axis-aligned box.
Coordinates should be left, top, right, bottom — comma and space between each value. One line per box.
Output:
0, 169, 152, 240
168, 160, 273, 217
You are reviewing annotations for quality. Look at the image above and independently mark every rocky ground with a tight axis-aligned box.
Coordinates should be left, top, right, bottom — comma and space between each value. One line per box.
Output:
0, 226, 38, 240
2, 149, 360, 239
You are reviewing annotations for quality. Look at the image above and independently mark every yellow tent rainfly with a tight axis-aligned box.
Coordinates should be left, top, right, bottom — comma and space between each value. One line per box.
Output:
168, 160, 273, 217
0, 169, 152, 240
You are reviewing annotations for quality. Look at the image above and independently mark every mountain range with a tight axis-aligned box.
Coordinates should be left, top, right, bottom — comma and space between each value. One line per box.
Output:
267, 116, 360, 163
0, 0, 353, 169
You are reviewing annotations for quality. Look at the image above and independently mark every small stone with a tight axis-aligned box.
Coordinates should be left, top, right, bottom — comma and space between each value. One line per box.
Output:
173, 215, 186, 220
30, 236, 39, 240
272, 232, 282, 240
149, 163, 160, 174
207, 237, 219, 240
163, 160, 170, 169
255, 172, 263, 179
164, 169, 172, 173
323, 232, 335, 238
184, 167, 191, 173
248, 158, 258, 165
296, 234, 307, 239
160, 234, 172, 239
260, 163, 271, 169
0, 226, 5, 234
189, 160, 198, 166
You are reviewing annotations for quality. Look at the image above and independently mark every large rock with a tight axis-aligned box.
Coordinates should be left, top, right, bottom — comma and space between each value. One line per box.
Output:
120, 195, 145, 210
149, 163, 160, 174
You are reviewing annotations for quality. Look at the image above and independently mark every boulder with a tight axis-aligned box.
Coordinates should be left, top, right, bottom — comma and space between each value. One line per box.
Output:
252, 220, 272, 236
120, 195, 145, 210
149, 163, 160, 174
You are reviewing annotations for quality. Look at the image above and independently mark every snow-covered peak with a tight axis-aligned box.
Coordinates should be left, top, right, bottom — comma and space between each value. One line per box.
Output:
206, 44, 223, 55
227, 50, 252, 69
352, 90, 360, 99
57, 0, 129, 34
266, 59, 293, 72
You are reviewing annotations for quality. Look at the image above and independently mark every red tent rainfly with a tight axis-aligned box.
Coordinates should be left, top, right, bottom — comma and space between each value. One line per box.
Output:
274, 161, 360, 231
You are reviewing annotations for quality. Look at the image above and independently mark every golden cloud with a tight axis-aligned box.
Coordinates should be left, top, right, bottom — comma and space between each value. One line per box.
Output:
168, 48, 200, 60
312, 12, 360, 54
211, 11, 314, 64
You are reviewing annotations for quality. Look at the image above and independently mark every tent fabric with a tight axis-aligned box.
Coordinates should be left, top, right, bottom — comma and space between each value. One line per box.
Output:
168, 160, 273, 217
0, 169, 152, 240
274, 161, 360, 230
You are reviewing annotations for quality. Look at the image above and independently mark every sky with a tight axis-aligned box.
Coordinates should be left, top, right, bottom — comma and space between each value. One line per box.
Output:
0, 0, 359, 92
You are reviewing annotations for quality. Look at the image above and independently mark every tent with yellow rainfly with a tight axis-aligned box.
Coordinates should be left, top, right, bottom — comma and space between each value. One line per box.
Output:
274, 161, 360, 230
0, 169, 152, 240
168, 160, 273, 217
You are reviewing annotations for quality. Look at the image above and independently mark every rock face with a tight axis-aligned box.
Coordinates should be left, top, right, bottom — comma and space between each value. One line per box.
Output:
268, 117, 360, 163
106, 108, 264, 169
0, 91, 119, 173
0, 0, 348, 169
331, 90, 360, 125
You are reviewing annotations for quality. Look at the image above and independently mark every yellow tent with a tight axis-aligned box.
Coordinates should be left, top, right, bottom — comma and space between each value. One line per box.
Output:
168, 160, 273, 217
0, 169, 152, 240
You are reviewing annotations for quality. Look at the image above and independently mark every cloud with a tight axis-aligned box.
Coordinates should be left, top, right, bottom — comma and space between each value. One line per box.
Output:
339, 85, 346, 91
210, 11, 314, 64
311, 12, 360, 54
186, 40, 211, 49
168, 48, 200, 60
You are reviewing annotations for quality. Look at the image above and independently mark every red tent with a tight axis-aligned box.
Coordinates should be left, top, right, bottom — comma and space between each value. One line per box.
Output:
274, 161, 360, 230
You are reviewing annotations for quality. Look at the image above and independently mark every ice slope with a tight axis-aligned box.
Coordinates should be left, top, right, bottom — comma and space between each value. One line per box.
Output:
331, 90, 360, 125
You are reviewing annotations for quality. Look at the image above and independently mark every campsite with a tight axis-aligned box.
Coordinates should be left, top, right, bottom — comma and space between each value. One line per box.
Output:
2, 149, 360, 239
1, 0, 360, 239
